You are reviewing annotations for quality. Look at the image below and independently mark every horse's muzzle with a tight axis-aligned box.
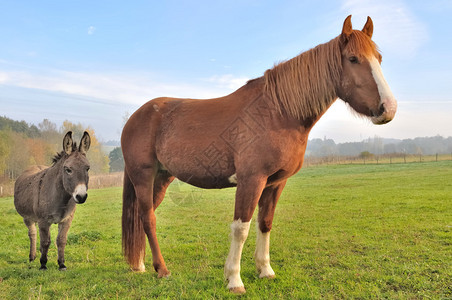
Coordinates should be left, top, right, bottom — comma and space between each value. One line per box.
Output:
371, 98, 397, 125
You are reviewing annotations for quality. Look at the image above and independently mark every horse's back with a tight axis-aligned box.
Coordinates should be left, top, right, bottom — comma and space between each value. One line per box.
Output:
14, 165, 48, 220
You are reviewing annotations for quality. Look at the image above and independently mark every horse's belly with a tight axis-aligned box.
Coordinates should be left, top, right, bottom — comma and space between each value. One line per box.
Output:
175, 172, 237, 189
159, 146, 236, 189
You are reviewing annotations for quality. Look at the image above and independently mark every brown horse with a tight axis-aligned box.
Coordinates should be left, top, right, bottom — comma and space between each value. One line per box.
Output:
121, 15, 397, 293
14, 131, 91, 270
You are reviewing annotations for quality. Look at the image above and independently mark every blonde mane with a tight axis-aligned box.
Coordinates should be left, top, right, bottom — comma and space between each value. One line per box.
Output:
264, 31, 379, 120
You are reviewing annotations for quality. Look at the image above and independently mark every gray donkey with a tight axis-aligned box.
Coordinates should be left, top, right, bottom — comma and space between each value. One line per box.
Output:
14, 131, 91, 270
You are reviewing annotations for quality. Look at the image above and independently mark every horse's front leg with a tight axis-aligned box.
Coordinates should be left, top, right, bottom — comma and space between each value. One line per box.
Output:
37, 221, 51, 270
225, 176, 266, 294
255, 180, 286, 279
56, 214, 74, 270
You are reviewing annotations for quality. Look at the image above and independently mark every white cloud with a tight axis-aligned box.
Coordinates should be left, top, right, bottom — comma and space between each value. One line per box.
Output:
88, 26, 96, 35
0, 72, 8, 83
0, 68, 245, 106
204, 74, 249, 90
340, 0, 428, 58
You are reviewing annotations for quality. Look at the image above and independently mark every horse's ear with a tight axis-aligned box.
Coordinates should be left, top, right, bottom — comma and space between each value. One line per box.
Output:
79, 131, 91, 154
63, 131, 73, 155
341, 15, 353, 36
362, 16, 373, 38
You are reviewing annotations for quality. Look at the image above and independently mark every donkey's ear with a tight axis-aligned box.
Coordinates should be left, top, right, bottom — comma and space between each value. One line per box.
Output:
362, 16, 373, 38
63, 131, 73, 155
341, 15, 353, 37
79, 131, 91, 154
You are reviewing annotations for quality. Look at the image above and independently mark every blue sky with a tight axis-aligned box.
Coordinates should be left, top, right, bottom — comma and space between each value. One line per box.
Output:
1, 0, 451, 142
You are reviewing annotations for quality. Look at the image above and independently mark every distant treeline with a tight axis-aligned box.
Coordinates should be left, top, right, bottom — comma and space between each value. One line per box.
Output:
0, 116, 110, 180
306, 136, 452, 157
2, 115, 451, 181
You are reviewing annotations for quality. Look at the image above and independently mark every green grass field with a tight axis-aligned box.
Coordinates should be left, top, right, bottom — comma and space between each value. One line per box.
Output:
0, 161, 451, 299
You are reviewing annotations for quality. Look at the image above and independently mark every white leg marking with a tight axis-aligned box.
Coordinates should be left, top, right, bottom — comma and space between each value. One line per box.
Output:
255, 224, 275, 278
228, 173, 237, 184
133, 256, 146, 272
369, 56, 397, 122
224, 219, 250, 291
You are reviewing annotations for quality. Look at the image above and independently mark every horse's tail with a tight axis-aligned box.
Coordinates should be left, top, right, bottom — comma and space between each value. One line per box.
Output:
122, 168, 146, 271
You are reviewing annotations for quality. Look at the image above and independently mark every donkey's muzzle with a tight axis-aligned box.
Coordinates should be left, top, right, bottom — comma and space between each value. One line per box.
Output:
73, 184, 88, 204
75, 193, 88, 204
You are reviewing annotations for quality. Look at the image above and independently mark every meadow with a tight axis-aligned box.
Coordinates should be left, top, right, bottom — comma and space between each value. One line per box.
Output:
0, 161, 451, 299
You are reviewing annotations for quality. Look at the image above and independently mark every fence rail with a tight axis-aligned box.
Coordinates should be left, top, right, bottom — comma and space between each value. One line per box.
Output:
304, 153, 452, 167
0, 172, 124, 198
1, 154, 451, 198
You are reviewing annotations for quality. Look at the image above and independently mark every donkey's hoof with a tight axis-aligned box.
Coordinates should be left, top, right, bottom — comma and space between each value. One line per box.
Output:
229, 286, 246, 294
157, 269, 171, 278
39, 266, 47, 271
59, 265, 67, 271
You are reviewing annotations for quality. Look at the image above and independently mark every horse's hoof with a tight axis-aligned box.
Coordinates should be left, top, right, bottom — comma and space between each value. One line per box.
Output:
59, 265, 67, 271
131, 262, 146, 273
39, 266, 47, 271
157, 269, 171, 278
259, 271, 276, 279
229, 286, 246, 294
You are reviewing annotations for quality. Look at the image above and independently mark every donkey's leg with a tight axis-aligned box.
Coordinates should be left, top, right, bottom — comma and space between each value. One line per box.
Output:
56, 214, 74, 270
255, 181, 287, 279
24, 219, 37, 262
37, 221, 51, 270
134, 168, 170, 278
225, 176, 266, 294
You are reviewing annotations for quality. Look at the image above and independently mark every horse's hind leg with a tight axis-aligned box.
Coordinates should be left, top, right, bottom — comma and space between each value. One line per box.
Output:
24, 219, 37, 262
56, 214, 74, 270
255, 180, 286, 279
37, 221, 51, 270
153, 171, 174, 209
134, 168, 171, 278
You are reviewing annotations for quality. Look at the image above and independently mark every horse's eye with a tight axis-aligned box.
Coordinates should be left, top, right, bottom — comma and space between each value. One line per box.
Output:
65, 167, 73, 175
349, 56, 359, 64
86, 166, 90, 172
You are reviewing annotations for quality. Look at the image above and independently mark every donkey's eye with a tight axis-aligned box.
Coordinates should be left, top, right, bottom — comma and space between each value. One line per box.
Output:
349, 56, 359, 64
86, 166, 90, 172
65, 167, 73, 175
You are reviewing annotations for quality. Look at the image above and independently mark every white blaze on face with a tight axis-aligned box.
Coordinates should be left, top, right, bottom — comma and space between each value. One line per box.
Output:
73, 184, 87, 203
369, 56, 397, 123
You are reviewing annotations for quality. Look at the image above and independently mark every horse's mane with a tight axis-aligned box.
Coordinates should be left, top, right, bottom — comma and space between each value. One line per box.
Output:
263, 31, 379, 120
52, 142, 78, 165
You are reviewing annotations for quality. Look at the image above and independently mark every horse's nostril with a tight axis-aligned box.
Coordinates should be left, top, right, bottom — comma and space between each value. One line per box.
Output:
371, 103, 386, 117
378, 103, 385, 115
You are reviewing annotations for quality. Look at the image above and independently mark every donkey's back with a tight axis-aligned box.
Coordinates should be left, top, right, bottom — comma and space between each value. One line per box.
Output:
14, 165, 47, 220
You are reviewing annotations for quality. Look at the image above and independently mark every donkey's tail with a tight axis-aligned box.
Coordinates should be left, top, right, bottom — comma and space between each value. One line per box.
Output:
122, 168, 146, 271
